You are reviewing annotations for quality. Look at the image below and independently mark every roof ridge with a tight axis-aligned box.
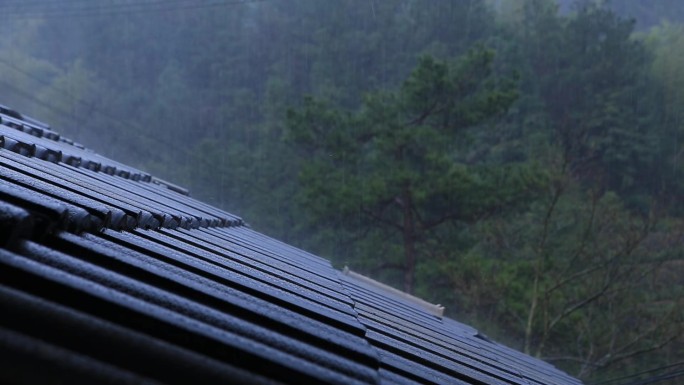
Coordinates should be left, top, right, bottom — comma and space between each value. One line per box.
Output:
342, 266, 445, 318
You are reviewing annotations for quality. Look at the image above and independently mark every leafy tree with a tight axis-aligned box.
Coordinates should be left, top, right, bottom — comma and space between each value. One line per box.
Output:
467, 155, 684, 378
467, 2, 684, 378
607, 0, 684, 29
553, 4, 657, 193
499, 1, 660, 205
287, 48, 542, 293
645, 23, 684, 207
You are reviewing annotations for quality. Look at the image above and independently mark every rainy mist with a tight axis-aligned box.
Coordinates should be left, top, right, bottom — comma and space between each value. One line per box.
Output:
0, 0, 683, 381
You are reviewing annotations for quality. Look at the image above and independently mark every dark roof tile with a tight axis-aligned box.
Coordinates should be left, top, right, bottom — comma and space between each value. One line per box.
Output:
0, 104, 582, 385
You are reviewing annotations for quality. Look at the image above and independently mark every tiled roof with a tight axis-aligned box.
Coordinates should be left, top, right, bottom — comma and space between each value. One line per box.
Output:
0, 104, 583, 385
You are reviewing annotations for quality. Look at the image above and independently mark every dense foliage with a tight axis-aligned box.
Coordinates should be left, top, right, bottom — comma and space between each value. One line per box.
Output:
1, 0, 683, 381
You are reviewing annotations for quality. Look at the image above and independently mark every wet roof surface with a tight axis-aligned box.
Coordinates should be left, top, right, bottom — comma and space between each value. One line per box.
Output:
0, 105, 583, 384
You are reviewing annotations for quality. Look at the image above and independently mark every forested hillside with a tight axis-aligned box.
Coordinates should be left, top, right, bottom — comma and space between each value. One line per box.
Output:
1, 0, 683, 381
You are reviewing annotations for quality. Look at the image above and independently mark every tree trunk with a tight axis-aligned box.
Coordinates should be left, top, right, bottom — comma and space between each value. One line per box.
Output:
402, 186, 416, 294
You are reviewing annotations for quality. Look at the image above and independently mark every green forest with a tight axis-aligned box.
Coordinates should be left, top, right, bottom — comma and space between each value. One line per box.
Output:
1, 0, 683, 381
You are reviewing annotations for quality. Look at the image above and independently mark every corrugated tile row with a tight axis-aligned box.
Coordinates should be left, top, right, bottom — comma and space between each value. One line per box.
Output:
0, 104, 582, 384
339, 273, 583, 385
0, 122, 240, 230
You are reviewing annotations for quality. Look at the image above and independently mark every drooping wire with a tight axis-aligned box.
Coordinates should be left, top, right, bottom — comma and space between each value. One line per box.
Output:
0, 57, 178, 151
620, 369, 684, 385
0, 0, 270, 19
589, 362, 684, 385
0, 42, 274, 201
0, 0, 93, 8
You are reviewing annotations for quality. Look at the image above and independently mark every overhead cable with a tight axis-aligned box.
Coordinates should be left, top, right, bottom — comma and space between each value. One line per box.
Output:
590, 362, 684, 385
0, 53, 274, 203
0, 0, 269, 19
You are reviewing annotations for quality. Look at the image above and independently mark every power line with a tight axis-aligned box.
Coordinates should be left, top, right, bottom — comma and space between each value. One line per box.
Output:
3, 0, 265, 17
1, 0, 268, 19
0, 79, 78, 125
0, 0, 259, 9
0, 0, 92, 8
0, 52, 276, 203
0, 56, 222, 176
621, 369, 684, 385
590, 362, 684, 385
